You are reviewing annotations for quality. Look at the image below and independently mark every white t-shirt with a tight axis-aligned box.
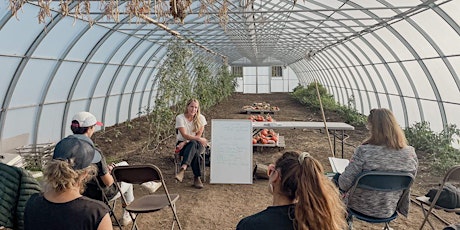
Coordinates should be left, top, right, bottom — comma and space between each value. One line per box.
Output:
175, 113, 207, 141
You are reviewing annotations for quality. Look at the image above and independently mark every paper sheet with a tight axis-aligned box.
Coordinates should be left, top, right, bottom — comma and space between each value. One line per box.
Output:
328, 157, 349, 174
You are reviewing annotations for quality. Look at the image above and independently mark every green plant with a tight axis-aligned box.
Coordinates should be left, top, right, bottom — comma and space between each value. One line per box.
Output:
291, 82, 336, 110
150, 41, 193, 147
114, 129, 122, 138
143, 42, 237, 152
193, 60, 214, 110
405, 121, 460, 174
291, 82, 366, 126
336, 106, 367, 127
404, 121, 438, 153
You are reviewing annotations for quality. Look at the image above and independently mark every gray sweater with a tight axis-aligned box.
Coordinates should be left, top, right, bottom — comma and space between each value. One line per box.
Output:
338, 144, 418, 218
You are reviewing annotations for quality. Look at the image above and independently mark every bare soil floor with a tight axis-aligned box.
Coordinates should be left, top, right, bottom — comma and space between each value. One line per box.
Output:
93, 92, 458, 230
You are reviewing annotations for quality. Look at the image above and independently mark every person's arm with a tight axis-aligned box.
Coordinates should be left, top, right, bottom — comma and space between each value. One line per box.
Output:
177, 126, 207, 146
100, 173, 114, 187
195, 126, 207, 146
97, 213, 113, 230
194, 115, 208, 146
338, 146, 365, 192
100, 159, 114, 187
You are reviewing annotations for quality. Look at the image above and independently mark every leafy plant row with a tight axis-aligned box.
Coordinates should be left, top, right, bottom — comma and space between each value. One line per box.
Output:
404, 121, 460, 174
291, 82, 367, 127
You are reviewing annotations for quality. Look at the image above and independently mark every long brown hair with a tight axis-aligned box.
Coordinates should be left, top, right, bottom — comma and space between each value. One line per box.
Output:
275, 151, 346, 230
362, 108, 407, 149
184, 98, 204, 132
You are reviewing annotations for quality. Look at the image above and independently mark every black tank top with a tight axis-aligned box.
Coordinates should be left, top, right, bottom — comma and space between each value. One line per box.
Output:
24, 193, 109, 230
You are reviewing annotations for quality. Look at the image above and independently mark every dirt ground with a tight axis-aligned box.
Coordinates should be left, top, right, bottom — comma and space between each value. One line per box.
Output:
93, 92, 459, 230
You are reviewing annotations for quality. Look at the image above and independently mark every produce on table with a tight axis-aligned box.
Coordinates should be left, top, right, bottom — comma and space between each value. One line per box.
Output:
248, 114, 274, 122
252, 129, 279, 145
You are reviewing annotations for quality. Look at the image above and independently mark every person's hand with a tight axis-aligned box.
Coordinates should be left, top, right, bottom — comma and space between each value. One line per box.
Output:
198, 137, 208, 147
107, 163, 116, 173
175, 142, 186, 154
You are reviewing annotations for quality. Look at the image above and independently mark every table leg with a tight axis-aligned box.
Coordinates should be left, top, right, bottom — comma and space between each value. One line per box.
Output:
341, 130, 344, 159
333, 131, 337, 157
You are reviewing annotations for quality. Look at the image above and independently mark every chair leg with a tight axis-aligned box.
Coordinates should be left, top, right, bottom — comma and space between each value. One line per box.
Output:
200, 154, 206, 182
112, 212, 122, 230
171, 203, 182, 230
107, 199, 122, 229
383, 222, 391, 230
419, 203, 435, 230
347, 215, 353, 230
174, 154, 181, 183
130, 213, 139, 230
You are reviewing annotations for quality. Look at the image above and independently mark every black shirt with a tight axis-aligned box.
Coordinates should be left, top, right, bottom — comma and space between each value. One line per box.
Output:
24, 193, 109, 230
236, 204, 296, 230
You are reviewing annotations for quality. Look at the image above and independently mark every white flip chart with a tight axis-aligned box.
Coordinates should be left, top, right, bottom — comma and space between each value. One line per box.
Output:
210, 119, 253, 184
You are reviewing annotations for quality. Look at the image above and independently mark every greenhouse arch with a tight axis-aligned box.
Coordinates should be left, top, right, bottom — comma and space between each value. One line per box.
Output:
0, 0, 459, 146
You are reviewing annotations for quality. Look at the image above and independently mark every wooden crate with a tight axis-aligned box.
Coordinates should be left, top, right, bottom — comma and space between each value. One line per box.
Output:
16, 142, 55, 170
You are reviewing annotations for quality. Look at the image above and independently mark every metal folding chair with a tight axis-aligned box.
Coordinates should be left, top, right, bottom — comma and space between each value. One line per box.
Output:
346, 171, 415, 230
95, 178, 122, 229
174, 144, 207, 182
173, 128, 208, 182
418, 165, 460, 230
112, 164, 182, 230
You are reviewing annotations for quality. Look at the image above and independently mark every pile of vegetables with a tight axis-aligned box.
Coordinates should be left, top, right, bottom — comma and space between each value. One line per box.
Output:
248, 114, 274, 122
241, 102, 280, 112
253, 129, 279, 145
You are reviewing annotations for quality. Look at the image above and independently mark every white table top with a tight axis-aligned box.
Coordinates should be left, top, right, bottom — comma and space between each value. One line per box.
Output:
252, 121, 355, 131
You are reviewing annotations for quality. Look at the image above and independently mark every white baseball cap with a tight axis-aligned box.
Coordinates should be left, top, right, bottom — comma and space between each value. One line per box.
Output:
72, 111, 103, 127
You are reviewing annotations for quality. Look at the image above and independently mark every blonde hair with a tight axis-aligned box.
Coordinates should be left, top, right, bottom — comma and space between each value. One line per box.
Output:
362, 108, 407, 149
43, 160, 97, 193
276, 151, 347, 230
184, 98, 204, 132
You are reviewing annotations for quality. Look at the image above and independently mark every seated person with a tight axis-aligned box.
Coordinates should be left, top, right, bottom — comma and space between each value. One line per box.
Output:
237, 151, 347, 230
69, 111, 159, 226
0, 163, 41, 230
174, 99, 208, 189
335, 108, 418, 219
24, 136, 112, 230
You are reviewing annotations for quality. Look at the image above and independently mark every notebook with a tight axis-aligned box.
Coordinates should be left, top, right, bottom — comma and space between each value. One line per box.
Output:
328, 157, 349, 174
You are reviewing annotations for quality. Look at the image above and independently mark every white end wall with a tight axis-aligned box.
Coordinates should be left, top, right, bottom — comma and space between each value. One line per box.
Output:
235, 66, 298, 93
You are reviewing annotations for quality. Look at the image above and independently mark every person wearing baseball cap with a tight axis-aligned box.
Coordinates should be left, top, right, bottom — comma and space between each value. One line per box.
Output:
24, 137, 112, 230
52, 135, 102, 169
68, 111, 159, 225
70, 111, 161, 226
72, 111, 104, 127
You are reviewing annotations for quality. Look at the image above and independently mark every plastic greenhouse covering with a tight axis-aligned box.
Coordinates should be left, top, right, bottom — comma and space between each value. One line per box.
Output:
0, 0, 460, 147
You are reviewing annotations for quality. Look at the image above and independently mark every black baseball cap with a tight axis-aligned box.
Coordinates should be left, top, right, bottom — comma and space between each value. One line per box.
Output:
52, 136, 102, 170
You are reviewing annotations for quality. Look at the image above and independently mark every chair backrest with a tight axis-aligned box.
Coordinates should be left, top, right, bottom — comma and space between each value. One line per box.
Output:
351, 171, 414, 193
112, 164, 163, 185
418, 165, 460, 230
428, 165, 460, 210
347, 171, 415, 222
443, 165, 460, 184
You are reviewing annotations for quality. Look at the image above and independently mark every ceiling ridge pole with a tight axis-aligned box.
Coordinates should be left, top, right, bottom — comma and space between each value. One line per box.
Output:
139, 14, 228, 64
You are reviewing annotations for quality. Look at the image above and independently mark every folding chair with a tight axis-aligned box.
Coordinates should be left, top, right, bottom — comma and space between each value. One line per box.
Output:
174, 142, 208, 182
94, 178, 122, 229
112, 164, 182, 230
346, 171, 415, 230
418, 165, 460, 230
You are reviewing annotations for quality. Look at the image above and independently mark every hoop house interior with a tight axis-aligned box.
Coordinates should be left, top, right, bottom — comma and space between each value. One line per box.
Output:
1, 0, 459, 146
